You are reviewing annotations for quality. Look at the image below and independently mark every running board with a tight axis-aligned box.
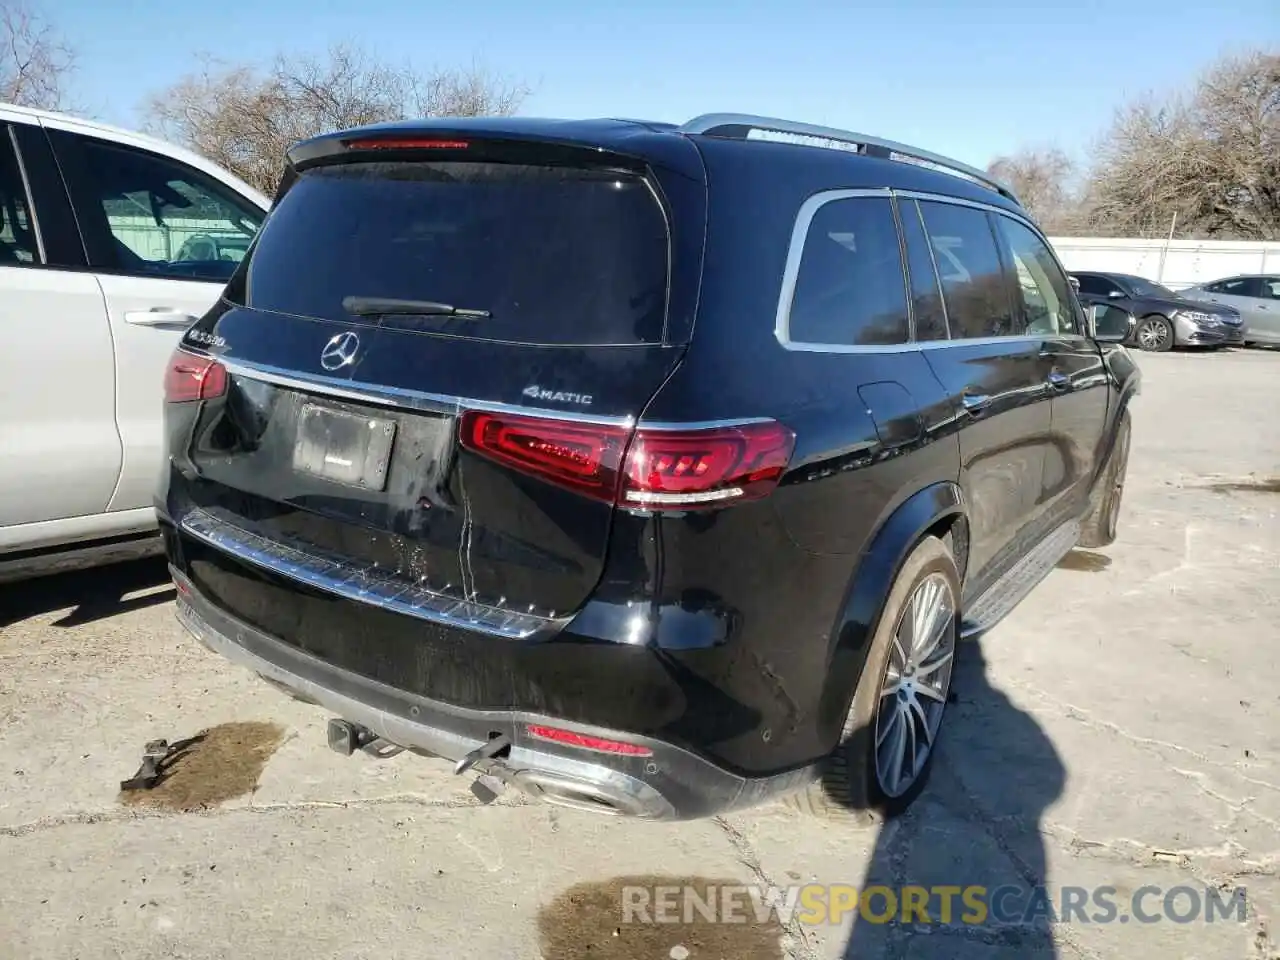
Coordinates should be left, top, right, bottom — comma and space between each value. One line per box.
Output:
961, 520, 1080, 639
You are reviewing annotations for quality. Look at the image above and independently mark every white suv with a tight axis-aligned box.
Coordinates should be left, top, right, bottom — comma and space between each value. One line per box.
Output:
0, 104, 269, 582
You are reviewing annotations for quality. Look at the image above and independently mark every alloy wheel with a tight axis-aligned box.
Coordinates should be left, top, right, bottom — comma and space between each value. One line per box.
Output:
1137, 318, 1170, 351
874, 572, 957, 798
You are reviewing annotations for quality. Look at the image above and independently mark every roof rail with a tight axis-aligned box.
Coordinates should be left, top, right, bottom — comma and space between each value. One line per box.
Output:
679, 113, 1019, 205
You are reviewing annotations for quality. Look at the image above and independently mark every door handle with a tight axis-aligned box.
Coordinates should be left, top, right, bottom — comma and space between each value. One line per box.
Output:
960, 392, 991, 415
123, 308, 197, 330
1046, 370, 1070, 391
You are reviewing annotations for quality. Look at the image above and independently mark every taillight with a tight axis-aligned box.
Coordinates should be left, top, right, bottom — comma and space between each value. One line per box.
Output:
164, 349, 227, 402
459, 412, 794, 510
460, 411, 630, 503
623, 422, 794, 507
526, 724, 653, 757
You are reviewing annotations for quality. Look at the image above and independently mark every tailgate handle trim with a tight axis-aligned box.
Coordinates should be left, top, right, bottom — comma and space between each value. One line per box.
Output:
215, 355, 638, 428
178, 508, 556, 640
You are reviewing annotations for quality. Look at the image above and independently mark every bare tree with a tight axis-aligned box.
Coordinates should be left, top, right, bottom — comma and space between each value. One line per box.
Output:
145, 46, 528, 195
0, 0, 74, 109
1086, 50, 1280, 240
986, 147, 1082, 233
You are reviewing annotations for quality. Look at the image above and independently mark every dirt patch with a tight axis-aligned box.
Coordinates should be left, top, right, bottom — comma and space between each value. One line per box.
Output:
1057, 550, 1113, 573
120, 721, 286, 813
537, 875, 784, 960
1203, 476, 1280, 494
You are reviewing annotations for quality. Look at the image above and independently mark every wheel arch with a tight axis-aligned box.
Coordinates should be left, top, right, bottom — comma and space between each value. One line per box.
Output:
814, 480, 967, 751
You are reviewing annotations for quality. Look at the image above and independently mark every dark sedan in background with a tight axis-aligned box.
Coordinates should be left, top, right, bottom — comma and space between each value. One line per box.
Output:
1071, 271, 1244, 351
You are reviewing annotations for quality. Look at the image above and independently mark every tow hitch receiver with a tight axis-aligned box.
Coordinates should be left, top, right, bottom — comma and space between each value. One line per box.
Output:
326, 718, 403, 759
454, 734, 513, 804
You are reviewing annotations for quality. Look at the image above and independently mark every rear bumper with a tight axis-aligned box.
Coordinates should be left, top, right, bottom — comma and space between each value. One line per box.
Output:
171, 567, 814, 819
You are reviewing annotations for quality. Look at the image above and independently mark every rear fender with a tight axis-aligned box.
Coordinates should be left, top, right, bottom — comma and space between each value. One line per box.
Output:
814, 481, 966, 748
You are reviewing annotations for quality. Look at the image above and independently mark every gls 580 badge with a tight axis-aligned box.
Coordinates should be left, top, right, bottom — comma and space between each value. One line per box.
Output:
186, 330, 226, 349
522, 385, 593, 407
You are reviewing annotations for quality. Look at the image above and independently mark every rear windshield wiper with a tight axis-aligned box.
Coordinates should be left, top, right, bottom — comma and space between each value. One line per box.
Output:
341, 296, 491, 319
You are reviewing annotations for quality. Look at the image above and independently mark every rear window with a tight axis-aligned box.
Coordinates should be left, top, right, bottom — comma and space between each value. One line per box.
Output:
243, 162, 670, 345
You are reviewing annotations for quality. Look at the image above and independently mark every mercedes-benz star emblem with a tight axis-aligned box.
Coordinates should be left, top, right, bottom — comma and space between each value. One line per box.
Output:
320, 331, 360, 371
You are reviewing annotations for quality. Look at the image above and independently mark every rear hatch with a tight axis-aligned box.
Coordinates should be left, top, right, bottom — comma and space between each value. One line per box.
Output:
174, 134, 702, 624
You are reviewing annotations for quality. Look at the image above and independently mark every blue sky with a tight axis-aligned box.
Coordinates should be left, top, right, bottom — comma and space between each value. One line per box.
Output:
60, 0, 1277, 169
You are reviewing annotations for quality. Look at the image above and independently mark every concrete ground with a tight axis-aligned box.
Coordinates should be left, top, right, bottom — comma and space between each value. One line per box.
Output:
1, 348, 1277, 960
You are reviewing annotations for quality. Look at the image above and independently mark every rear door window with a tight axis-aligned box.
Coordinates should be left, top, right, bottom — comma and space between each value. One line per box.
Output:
244, 162, 671, 346
1215, 276, 1265, 298
917, 200, 1020, 338
785, 195, 910, 347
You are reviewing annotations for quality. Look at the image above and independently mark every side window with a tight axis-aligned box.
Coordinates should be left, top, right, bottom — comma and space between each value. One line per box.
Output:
897, 198, 948, 341
787, 195, 910, 346
993, 216, 1078, 336
917, 200, 1019, 339
0, 129, 40, 265
1205, 280, 1226, 294
76, 138, 263, 283
1214, 277, 1261, 297
1076, 275, 1108, 297
1260, 278, 1280, 301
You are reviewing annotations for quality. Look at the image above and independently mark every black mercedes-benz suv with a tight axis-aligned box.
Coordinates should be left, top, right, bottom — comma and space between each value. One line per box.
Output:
158, 113, 1139, 821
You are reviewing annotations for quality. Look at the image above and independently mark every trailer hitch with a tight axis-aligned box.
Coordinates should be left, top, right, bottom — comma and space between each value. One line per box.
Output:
120, 739, 175, 791
454, 734, 513, 804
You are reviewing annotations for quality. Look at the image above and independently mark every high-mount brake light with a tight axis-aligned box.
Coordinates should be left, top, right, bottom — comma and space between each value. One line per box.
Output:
343, 137, 471, 151
459, 411, 794, 510
164, 348, 227, 402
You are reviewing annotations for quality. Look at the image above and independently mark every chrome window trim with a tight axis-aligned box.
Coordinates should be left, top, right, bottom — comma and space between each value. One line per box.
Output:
775, 188, 1093, 354
773, 188, 903, 354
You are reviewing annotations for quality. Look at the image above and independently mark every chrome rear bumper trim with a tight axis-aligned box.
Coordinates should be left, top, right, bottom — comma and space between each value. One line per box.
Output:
178, 507, 554, 639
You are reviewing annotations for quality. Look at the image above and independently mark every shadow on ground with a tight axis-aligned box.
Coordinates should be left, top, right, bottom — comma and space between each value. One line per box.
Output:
0, 557, 173, 630
842, 640, 1064, 958
1056, 549, 1112, 573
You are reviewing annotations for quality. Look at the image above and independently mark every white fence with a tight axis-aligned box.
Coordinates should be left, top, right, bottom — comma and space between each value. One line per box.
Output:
110, 215, 243, 261
1047, 236, 1280, 291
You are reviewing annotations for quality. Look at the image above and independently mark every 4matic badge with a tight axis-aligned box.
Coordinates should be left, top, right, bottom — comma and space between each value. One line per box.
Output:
522, 385, 593, 407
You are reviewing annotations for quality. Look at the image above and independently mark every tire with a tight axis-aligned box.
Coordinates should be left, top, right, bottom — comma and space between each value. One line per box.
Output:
787, 535, 960, 822
1078, 411, 1131, 549
1135, 314, 1174, 352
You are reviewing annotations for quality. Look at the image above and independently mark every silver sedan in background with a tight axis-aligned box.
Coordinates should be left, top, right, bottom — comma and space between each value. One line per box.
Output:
1180, 275, 1280, 346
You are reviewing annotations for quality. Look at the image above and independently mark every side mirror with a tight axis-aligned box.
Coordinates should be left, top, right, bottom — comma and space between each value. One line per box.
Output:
1107, 289, 1125, 299
1068, 276, 1081, 293
1088, 304, 1134, 343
